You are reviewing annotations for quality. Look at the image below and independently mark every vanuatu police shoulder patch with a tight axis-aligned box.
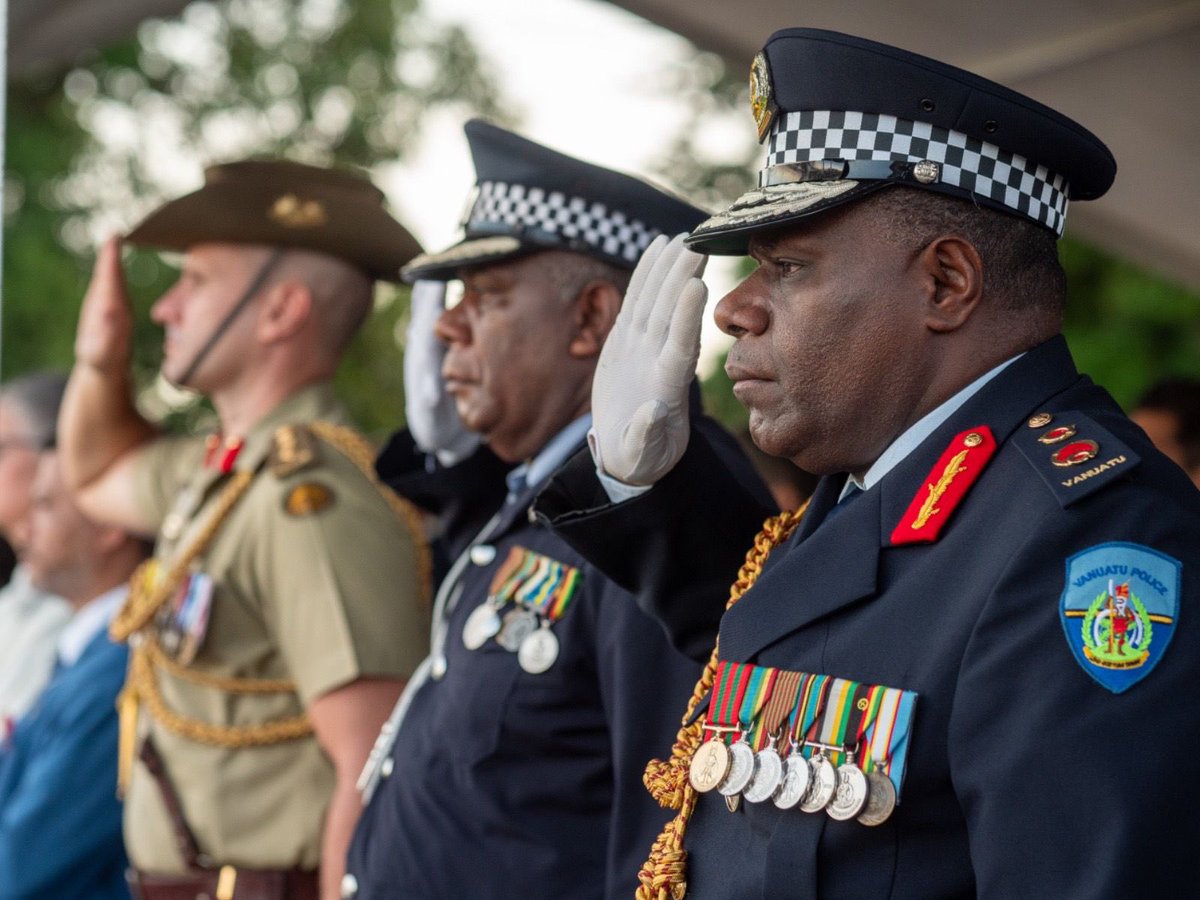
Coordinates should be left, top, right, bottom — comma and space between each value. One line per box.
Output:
1059, 542, 1181, 693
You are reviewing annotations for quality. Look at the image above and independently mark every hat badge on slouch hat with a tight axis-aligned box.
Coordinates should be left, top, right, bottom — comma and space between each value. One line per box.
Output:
688, 28, 1118, 255
401, 119, 709, 282
125, 158, 422, 282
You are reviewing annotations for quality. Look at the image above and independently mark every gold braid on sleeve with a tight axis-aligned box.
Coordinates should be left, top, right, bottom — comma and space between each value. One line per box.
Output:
636, 502, 808, 900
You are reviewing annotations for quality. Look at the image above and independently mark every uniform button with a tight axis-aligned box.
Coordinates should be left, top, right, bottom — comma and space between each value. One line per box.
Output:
381, 756, 394, 778
527, 507, 538, 524
470, 544, 496, 566
1027, 412, 1053, 428
341, 873, 359, 898
431, 655, 447, 680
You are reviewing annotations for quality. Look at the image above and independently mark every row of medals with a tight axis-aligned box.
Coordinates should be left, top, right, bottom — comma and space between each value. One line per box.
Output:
688, 734, 896, 826
463, 598, 560, 675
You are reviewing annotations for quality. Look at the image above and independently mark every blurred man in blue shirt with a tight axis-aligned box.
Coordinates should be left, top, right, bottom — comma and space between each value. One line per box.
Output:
0, 450, 148, 899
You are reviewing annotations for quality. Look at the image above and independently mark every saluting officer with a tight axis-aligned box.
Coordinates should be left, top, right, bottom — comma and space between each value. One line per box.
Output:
343, 121, 771, 899
538, 28, 1200, 898
58, 160, 432, 900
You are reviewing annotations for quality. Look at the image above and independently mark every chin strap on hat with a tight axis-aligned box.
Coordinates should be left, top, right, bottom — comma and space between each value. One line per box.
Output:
174, 248, 286, 388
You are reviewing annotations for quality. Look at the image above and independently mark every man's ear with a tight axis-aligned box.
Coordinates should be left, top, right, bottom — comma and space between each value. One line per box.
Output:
257, 280, 314, 344
568, 279, 623, 358
917, 235, 984, 334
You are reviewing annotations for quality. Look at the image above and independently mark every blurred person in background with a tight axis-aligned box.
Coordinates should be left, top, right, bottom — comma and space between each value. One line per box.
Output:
1130, 378, 1200, 488
0, 372, 71, 732
0, 449, 148, 899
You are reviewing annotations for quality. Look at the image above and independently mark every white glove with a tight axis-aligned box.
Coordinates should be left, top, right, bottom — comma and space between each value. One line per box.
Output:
590, 233, 707, 486
403, 280, 481, 466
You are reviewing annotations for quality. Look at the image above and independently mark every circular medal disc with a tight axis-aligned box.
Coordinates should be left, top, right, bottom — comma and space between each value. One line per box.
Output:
462, 603, 501, 650
496, 609, 538, 651
827, 763, 869, 820
689, 740, 731, 793
518, 627, 560, 674
743, 747, 784, 803
717, 741, 756, 797
772, 753, 812, 810
799, 754, 838, 813
858, 770, 897, 827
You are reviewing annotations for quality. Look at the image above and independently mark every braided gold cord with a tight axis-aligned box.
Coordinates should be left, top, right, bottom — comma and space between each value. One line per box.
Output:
146, 640, 297, 693
308, 421, 433, 606
110, 472, 256, 643
636, 502, 808, 900
123, 643, 313, 748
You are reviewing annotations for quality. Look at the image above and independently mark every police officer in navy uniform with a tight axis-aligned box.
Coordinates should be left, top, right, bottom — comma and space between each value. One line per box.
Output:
536, 29, 1200, 898
343, 121, 771, 899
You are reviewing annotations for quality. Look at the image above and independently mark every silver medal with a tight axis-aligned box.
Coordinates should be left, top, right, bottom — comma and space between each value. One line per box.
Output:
496, 608, 538, 651
799, 751, 838, 813
717, 738, 756, 797
518, 624, 559, 674
772, 746, 811, 810
827, 759, 869, 820
857, 770, 897, 827
462, 602, 502, 650
743, 744, 784, 803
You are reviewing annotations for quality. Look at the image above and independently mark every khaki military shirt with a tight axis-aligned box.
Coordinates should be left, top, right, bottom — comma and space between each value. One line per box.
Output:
124, 383, 429, 872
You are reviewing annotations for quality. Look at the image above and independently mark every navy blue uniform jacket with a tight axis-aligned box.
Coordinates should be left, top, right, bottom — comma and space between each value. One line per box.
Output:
537, 337, 1200, 898
0, 630, 129, 900
347, 419, 771, 899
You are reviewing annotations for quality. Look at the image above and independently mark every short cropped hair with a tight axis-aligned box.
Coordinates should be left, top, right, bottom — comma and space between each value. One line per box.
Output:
865, 186, 1067, 315
0, 370, 68, 449
537, 250, 633, 306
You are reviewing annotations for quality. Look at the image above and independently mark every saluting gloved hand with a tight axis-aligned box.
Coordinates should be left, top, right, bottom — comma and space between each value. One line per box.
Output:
590, 233, 707, 486
404, 280, 481, 467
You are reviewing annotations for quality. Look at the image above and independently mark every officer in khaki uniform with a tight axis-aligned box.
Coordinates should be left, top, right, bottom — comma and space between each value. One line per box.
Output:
59, 160, 431, 900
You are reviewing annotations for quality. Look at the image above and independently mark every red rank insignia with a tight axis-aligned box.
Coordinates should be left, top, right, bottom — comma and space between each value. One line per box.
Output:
890, 426, 996, 546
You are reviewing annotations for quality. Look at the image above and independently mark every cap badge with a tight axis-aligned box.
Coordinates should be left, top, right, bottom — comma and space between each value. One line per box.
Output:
749, 53, 777, 141
269, 194, 328, 229
1059, 542, 1180, 693
912, 160, 941, 184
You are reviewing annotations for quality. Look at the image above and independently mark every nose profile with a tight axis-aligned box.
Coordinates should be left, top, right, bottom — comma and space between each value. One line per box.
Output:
714, 277, 768, 339
434, 302, 471, 347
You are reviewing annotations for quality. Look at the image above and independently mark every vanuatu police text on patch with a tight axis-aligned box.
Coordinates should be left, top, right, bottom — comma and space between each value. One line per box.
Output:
1059, 542, 1180, 693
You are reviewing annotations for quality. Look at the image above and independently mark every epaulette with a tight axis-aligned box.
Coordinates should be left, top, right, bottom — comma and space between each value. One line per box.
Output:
269, 424, 320, 478
1013, 410, 1140, 508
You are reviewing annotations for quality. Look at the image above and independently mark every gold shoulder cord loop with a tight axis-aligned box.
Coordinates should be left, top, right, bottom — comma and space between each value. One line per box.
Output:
308, 421, 433, 606
637, 501, 808, 900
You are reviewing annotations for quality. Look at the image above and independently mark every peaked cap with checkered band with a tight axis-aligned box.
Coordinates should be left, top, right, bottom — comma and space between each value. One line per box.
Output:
688, 28, 1117, 255
402, 120, 707, 281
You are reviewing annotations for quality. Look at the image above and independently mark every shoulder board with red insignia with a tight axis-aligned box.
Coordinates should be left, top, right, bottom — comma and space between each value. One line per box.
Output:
1012, 410, 1140, 508
891, 426, 996, 546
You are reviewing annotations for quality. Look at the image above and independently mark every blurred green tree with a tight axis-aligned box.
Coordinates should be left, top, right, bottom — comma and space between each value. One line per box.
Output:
4, 0, 512, 439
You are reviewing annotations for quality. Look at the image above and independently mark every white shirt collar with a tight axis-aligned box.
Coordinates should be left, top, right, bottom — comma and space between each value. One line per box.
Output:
56, 586, 127, 668
842, 353, 1024, 499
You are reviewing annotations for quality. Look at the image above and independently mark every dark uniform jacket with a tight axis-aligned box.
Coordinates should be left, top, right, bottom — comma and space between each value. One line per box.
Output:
537, 336, 1200, 898
346, 417, 771, 899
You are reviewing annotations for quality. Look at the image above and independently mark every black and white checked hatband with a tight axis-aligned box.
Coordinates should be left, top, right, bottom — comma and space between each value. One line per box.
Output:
763, 110, 1069, 235
466, 180, 660, 265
